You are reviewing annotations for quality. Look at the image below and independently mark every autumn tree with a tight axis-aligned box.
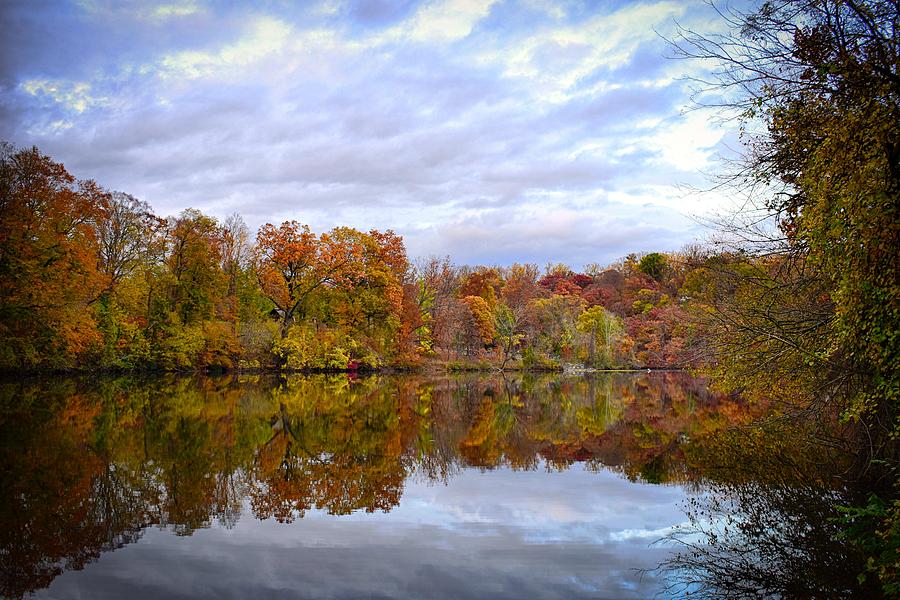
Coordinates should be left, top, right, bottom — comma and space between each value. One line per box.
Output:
220, 213, 252, 323
255, 221, 363, 336
97, 192, 160, 296
501, 264, 546, 341
165, 209, 226, 326
458, 267, 500, 309
671, 0, 900, 592
415, 257, 463, 359
460, 295, 496, 355
529, 294, 585, 360
638, 252, 667, 281
396, 281, 427, 364
674, 0, 899, 427
93, 191, 166, 366
494, 305, 522, 368
576, 305, 625, 368
327, 228, 407, 334
0, 144, 108, 368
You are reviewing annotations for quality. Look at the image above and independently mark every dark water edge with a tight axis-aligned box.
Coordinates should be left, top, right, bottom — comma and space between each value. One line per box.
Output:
0, 360, 686, 377
0, 372, 876, 598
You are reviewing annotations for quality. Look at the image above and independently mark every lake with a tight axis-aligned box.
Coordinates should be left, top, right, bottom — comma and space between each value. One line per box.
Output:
0, 372, 866, 598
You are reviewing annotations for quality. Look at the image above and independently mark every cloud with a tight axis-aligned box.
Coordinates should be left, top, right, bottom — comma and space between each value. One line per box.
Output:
651, 109, 727, 171
342, 0, 418, 27
409, 0, 495, 41
0, 0, 736, 268
483, 1, 686, 102
150, 1, 206, 20
403, 197, 699, 268
399, 0, 498, 43
20, 79, 107, 113
157, 16, 294, 80
74, 0, 208, 23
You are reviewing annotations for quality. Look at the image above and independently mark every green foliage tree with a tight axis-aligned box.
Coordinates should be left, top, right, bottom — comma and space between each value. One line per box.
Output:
529, 294, 584, 360
576, 305, 624, 368
638, 252, 666, 281
165, 209, 226, 326
494, 304, 523, 369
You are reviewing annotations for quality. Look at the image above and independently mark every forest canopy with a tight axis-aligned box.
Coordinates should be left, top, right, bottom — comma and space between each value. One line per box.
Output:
0, 141, 724, 373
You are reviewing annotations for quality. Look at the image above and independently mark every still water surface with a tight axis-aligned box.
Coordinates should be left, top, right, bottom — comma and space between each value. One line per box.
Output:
1, 372, 748, 598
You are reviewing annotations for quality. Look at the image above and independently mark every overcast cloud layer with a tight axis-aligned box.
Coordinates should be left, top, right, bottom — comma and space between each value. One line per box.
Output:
0, 0, 739, 267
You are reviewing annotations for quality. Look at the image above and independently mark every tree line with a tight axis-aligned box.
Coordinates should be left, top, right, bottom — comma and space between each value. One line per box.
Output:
0, 142, 731, 373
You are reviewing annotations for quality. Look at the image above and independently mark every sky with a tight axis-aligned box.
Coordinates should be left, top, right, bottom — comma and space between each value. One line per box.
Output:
0, 0, 742, 268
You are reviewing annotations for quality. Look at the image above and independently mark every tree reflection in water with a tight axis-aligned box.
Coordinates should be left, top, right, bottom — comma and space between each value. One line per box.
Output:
0, 372, 870, 598
659, 423, 883, 598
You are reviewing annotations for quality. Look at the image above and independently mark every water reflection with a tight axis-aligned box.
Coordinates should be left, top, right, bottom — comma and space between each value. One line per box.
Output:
661, 423, 880, 598
0, 372, 766, 598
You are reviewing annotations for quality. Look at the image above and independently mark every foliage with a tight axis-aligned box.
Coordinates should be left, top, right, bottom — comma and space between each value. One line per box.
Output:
166, 209, 226, 326
0, 144, 108, 368
576, 305, 625, 368
668, 0, 900, 593
255, 221, 363, 334
272, 324, 380, 371
638, 252, 666, 281
837, 494, 900, 598
494, 304, 524, 368
461, 295, 496, 348
0, 140, 733, 375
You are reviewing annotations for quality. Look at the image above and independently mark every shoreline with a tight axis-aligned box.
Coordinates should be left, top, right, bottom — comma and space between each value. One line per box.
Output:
0, 364, 687, 378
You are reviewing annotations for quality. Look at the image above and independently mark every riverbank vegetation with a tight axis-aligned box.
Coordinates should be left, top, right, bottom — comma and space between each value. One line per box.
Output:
0, 147, 720, 373
659, 0, 899, 595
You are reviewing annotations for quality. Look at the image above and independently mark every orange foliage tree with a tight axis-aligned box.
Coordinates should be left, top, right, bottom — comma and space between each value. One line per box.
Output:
461, 295, 496, 352
255, 221, 364, 335
0, 144, 109, 367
